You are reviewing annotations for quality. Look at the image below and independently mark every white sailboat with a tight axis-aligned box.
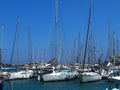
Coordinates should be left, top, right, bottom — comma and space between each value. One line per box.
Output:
79, 0, 101, 83
107, 32, 120, 82
8, 70, 33, 80
41, 66, 76, 82
7, 17, 34, 80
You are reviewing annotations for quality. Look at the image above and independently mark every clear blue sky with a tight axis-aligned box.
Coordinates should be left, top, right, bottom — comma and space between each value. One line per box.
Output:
0, 0, 120, 64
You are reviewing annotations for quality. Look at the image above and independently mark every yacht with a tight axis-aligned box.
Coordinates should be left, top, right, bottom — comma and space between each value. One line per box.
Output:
39, 67, 76, 82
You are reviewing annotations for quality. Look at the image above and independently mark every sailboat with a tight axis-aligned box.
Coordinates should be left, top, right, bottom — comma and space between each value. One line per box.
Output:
107, 32, 120, 82
39, 0, 77, 82
7, 17, 33, 80
79, 0, 101, 83
41, 66, 76, 82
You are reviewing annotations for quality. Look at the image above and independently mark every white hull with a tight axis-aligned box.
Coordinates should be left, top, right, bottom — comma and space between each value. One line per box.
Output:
39, 66, 77, 82
79, 72, 102, 83
8, 70, 33, 80
108, 76, 120, 81
41, 71, 76, 82
42, 72, 66, 82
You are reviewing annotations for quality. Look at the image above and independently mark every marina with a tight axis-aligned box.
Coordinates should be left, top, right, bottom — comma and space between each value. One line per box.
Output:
0, 62, 120, 90
0, 0, 120, 90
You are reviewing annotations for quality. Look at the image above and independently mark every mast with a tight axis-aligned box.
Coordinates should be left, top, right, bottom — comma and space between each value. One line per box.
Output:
76, 32, 80, 63
61, 29, 64, 64
10, 17, 20, 67
55, 0, 58, 65
92, 31, 96, 64
0, 24, 4, 68
17, 17, 20, 67
88, 37, 91, 67
113, 32, 116, 55
41, 49, 44, 63
113, 31, 117, 65
83, 0, 92, 69
52, 42, 55, 59
28, 25, 32, 63
73, 40, 76, 64
43, 49, 46, 64
108, 17, 112, 61
90, 29, 93, 65
93, 46, 96, 64
32, 48, 34, 64
117, 39, 119, 54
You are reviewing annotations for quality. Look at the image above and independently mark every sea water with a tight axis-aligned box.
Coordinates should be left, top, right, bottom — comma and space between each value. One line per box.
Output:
3, 78, 119, 90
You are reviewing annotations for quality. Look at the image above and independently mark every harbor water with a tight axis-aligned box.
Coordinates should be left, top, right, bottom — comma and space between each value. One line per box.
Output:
3, 78, 119, 90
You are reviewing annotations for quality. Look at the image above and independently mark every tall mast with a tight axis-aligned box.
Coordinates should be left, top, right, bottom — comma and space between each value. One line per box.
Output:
83, 0, 92, 69
55, 0, 58, 65
17, 17, 20, 66
10, 17, 20, 65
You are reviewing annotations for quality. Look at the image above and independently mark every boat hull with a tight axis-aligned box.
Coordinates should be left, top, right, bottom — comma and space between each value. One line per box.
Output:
41, 71, 76, 82
42, 72, 66, 82
7, 70, 33, 80
108, 76, 120, 82
79, 72, 102, 83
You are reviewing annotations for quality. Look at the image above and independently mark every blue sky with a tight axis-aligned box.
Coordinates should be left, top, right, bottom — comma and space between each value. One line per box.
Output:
0, 0, 120, 64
